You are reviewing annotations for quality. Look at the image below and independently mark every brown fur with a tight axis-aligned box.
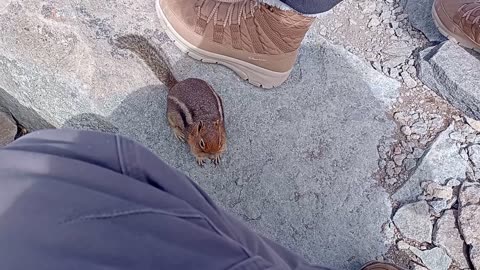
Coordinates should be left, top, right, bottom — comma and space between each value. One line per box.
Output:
116, 35, 227, 165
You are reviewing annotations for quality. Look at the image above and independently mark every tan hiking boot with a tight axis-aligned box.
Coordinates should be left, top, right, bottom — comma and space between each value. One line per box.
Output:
156, 0, 314, 88
433, 0, 480, 52
360, 261, 407, 270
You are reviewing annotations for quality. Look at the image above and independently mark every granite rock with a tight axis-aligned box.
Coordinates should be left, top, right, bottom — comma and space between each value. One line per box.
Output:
403, 0, 447, 42
393, 124, 469, 204
418, 42, 480, 120
433, 210, 469, 269
458, 181, 480, 269
393, 201, 433, 243
410, 247, 452, 270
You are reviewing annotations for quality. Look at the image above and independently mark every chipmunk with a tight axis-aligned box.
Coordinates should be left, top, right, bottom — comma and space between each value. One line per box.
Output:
116, 35, 226, 166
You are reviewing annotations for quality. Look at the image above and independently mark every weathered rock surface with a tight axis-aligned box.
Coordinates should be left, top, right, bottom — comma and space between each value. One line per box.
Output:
422, 181, 456, 216
0, 1, 401, 269
465, 117, 480, 132
422, 181, 453, 201
469, 144, 480, 181
469, 145, 480, 168
403, 0, 447, 42
393, 124, 469, 203
410, 246, 452, 270
433, 210, 469, 269
459, 182, 480, 269
393, 201, 432, 243
0, 110, 16, 146
418, 42, 480, 120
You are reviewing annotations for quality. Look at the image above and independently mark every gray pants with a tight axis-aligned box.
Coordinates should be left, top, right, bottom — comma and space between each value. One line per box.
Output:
0, 129, 330, 270
279, 0, 343, 14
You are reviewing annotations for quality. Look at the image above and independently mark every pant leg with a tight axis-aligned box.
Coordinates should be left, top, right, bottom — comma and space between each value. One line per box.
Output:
260, 0, 343, 14
0, 129, 331, 270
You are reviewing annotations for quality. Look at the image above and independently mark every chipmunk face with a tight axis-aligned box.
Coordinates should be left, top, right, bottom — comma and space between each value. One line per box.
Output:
188, 120, 226, 159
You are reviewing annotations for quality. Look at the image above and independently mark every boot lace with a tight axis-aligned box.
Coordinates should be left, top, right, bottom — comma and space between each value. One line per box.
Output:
459, 1, 480, 26
196, 0, 258, 27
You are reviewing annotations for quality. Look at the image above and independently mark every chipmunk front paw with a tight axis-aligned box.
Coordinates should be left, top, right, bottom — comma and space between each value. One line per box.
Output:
211, 155, 221, 166
196, 157, 206, 167
174, 132, 185, 142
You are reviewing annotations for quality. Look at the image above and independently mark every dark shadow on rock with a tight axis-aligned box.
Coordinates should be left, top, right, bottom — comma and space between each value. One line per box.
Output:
63, 113, 119, 134
466, 48, 480, 60
0, 87, 54, 131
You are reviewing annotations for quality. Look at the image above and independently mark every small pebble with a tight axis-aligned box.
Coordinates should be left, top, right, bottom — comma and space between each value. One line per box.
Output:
386, 178, 397, 185
449, 131, 464, 142
401, 125, 412, 136
397, 240, 410, 250
411, 134, 421, 140
393, 6, 404, 14
404, 158, 417, 170
407, 66, 417, 75
411, 121, 428, 135
394, 153, 406, 166
397, 14, 408, 21
386, 161, 396, 177
371, 61, 382, 71
401, 71, 417, 88
379, 159, 387, 168
446, 179, 461, 187
412, 148, 425, 158
368, 17, 381, 28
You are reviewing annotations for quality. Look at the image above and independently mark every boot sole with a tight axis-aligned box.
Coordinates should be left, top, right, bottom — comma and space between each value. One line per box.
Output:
155, 0, 291, 89
360, 261, 407, 270
432, 5, 480, 53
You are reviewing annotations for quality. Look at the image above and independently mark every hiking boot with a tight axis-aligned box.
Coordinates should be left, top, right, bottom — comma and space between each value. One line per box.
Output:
433, 0, 480, 52
360, 261, 407, 270
156, 0, 314, 88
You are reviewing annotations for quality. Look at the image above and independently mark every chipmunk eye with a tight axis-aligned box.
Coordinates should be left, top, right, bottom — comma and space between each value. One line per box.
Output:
199, 139, 205, 149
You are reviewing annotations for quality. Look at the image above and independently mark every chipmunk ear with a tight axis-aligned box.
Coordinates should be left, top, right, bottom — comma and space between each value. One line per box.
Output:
197, 121, 204, 133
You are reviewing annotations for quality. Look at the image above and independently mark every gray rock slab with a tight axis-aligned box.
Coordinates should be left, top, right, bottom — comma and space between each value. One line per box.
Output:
418, 42, 480, 120
393, 124, 469, 204
410, 247, 452, 270
0, 1, 400, 269
459, 182, 480, 269
0, 110, 16, 146
393, 201, 433, 243
403, 0, 447, 42
433, 210, 469, 269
